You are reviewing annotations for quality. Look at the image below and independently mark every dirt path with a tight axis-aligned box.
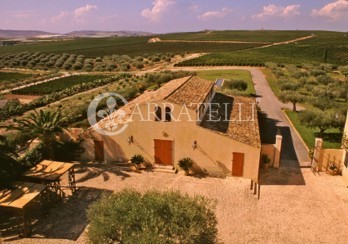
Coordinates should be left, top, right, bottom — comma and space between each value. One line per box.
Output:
149, 35, 314, 51
148, 37, 269, 44
251, 35, 314, 50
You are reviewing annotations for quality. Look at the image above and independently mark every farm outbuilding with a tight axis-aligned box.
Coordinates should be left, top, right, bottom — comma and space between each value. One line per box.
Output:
81, 76, 261, 180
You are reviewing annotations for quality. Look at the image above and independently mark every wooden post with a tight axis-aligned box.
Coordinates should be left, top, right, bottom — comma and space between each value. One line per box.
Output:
254, 182, 257, 195
258, 183, 261, 199
250, 180, 254, 190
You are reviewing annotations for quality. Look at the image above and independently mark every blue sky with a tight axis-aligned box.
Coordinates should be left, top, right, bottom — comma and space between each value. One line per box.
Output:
1, 0, 347, 33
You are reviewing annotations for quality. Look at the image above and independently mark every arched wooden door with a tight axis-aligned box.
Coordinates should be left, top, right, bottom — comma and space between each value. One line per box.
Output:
154, 139, 173, 165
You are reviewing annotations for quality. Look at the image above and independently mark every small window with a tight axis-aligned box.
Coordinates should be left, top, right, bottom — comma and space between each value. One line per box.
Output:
199, 104, 205, 118
165, 107, 172, 122
155, 106, 162, 121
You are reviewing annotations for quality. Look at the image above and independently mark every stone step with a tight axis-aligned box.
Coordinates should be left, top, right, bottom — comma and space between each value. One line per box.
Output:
152, 164, 177, 174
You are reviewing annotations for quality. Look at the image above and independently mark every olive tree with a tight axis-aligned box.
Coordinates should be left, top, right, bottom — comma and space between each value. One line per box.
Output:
299, 109, 339, 138
279, 91, 305, 112
87, 190, 218, 244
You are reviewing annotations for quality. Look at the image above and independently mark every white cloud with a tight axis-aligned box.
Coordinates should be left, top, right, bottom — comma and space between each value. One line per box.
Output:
198, 8, 232, 21
10, 10, 35, 19
141, 0, 175, 21
51, 4, 97, 24
253, 4, 300, 19
51, 11, 70, 24
190, 4, 199, 12
312, 0, 348, 20
74, 4, 97, 18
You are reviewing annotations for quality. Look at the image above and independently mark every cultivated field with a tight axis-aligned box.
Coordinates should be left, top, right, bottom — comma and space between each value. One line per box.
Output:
0, 36, 262, 57
158, 30, 315, 43
177, 31, 348, 66
12, 75, 109, 95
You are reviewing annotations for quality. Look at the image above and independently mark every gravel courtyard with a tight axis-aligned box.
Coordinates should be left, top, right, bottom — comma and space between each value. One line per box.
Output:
6, 162, 348, 244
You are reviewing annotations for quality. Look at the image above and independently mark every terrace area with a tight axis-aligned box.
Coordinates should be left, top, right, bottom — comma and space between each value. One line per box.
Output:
1, 162, 348, 243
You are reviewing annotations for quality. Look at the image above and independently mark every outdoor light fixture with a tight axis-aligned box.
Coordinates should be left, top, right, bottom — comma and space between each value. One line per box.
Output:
192, 140, 197, 150
128, 135, 134, 145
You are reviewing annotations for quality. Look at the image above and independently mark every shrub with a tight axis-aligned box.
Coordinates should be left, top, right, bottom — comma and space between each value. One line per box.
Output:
225, 79, 248, 91
130, 154, 144, 165
310, 69, 326, 77
87, 189, 218, 244
261, 154, 271, 164
317, 75, 334, 85
178, 157, 194, 172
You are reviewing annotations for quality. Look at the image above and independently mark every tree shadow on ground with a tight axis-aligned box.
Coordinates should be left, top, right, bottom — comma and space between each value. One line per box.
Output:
258, 110, 279, 144
258, 111, 306, 185
74, 162, 135, 183
317, 132, 343, 144
0, 187, 112, 242
260, 126, 306, 185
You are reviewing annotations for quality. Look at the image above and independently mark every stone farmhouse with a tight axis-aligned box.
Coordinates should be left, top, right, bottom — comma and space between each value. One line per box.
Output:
81, 76, 261, 181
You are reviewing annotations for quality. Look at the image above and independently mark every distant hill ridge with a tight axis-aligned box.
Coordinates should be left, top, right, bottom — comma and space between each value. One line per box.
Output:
0, 29, 153, 38
0, 29, 54, 38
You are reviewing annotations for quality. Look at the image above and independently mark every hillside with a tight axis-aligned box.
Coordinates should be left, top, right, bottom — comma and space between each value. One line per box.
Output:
66, 30, 153, 37
0, 29, 55, 38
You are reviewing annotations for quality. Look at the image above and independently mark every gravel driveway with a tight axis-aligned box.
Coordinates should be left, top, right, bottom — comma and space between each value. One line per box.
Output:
249, 68, 311, 167
9, 166, 348, 244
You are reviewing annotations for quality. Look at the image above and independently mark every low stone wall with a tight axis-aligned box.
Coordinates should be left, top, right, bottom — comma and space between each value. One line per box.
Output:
261, 135, 282, 168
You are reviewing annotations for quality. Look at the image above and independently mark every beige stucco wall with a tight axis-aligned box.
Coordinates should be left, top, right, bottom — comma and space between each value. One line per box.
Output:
318, 149, 345, 172
344, 111, 348, 139
81, 101, 261, 180
261, 144, 275, 165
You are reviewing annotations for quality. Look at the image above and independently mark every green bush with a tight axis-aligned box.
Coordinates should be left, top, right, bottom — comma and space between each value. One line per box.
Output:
130, 154, 144, 165
178, 157, 194, 172
87, 189, 217, 244
225, 79, 248, 91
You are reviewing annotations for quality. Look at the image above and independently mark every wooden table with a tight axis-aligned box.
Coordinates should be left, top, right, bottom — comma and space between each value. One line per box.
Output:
22, 160, 76, 197
0, 181, 48, 237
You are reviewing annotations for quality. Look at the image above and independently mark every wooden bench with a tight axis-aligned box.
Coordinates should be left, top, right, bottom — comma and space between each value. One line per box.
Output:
0, 181, 48, 237
22, 160, 76, 198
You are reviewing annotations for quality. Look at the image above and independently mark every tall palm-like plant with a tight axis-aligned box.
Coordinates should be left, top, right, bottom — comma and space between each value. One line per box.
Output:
0, 136, 18, 188
12, 110, 67, 159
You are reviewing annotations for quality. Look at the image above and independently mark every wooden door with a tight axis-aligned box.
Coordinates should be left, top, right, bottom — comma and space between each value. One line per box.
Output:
154, 140, 173, 165
232, 152, 244, 176
94, 140, 104, 161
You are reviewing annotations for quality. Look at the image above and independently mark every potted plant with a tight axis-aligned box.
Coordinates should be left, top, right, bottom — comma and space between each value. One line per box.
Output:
261, 154, 271, 169
178, 157, 194, 175
130, 154, 145, 170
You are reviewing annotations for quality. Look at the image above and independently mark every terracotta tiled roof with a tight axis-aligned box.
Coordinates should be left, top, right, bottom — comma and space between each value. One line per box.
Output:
91, 76, 191, 130
166, 76, 214, 110
200, 93, 261, 148
114, 76, 190, 116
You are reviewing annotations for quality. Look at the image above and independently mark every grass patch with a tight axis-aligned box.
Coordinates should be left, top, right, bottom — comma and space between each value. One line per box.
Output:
285, 110, 342, 149
196, 69, 255, 95
262, 68, 280, 97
